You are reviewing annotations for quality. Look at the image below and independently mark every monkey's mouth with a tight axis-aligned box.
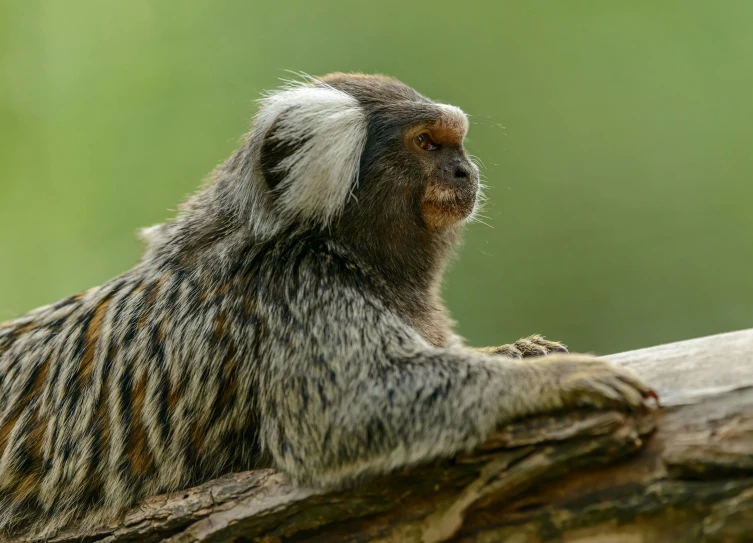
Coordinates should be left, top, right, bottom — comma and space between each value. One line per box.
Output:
421, 184, 477, 228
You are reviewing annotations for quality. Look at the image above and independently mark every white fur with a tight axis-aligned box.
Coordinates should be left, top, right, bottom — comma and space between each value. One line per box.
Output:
254, 84, 368, 226
437, 103, 470, 136
137, 224, 164, 245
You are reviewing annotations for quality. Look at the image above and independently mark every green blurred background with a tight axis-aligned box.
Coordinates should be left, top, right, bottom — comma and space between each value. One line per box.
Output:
1, 1, 751, 354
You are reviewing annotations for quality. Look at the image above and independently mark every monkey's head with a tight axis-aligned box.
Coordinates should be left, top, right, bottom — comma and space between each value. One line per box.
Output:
247, 73, 479, 265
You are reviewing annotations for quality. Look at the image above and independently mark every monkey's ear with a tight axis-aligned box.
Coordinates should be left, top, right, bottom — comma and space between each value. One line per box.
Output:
255, 84, 367, 225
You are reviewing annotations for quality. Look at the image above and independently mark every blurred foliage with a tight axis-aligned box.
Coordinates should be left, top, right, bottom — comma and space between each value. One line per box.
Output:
1, 1, 751, 354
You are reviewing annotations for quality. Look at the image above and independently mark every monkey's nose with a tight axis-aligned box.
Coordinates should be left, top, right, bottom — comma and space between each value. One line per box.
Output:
453, 166, 470, 180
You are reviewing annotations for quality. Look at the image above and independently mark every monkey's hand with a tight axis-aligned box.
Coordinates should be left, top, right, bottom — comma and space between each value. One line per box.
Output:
477, 334, 568, 359
525, 353, 652, 411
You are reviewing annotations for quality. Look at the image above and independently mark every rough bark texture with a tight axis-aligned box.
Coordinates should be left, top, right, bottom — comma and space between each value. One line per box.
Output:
12, 329, 753, 543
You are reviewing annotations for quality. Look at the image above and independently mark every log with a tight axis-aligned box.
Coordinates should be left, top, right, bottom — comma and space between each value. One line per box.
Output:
13, 329, 753, 543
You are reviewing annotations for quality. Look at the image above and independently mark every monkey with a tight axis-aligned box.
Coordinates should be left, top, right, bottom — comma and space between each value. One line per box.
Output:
0, 73, 651, 539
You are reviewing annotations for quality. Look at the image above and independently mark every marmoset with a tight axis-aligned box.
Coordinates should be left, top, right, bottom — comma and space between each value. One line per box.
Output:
0, 73, 650, 538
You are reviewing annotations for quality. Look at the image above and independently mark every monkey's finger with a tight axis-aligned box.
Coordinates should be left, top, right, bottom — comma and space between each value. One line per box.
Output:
477, 345, 517, 357
513, 339, 548, 357
608, 380, 646, 409
576, 380, 625, 408
611, 366, 652, 397
539, 340, 568, 354
492, 345, 523, 359
532, 335, 568, 354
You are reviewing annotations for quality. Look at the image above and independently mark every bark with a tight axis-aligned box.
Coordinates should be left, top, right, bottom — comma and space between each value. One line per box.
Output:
14, 329, 753, 543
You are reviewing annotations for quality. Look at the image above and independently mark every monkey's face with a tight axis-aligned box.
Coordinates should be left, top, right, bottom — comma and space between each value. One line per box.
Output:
254, 73, 479, 241
310, 73, 479, 233
404, 113, 479, 229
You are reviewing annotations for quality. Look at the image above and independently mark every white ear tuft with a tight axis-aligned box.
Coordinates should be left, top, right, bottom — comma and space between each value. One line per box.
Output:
256, 83, 367, 226
137, 224, 164, 245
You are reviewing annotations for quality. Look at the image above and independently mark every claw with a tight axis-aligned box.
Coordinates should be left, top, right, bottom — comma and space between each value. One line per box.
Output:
645, 389, 660, 407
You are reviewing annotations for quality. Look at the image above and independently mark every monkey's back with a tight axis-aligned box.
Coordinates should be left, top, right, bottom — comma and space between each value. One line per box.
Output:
0, 258, 267, 535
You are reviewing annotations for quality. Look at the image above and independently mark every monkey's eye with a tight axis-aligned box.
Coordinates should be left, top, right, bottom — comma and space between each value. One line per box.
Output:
414, 133, 438, 151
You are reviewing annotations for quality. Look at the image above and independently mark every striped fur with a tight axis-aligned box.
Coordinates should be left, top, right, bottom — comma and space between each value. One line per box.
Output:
0, 258, 265, 534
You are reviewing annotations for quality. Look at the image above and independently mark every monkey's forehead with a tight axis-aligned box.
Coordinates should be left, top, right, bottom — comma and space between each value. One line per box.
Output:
432, 104, 469, 139
315, 73, 469, 138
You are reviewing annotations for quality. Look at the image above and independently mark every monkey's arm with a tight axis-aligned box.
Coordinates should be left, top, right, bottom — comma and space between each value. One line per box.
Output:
258, 296, 648, 488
